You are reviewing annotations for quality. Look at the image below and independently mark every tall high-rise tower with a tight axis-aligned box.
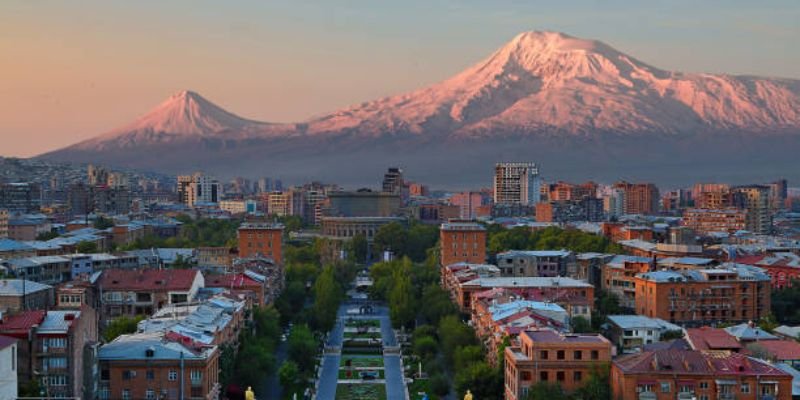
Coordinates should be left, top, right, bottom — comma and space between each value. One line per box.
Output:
493, 162, 541, 206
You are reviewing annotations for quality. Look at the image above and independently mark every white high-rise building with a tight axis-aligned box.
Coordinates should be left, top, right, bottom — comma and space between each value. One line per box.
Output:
177, 173, 222, 207
493, 162, 541, 206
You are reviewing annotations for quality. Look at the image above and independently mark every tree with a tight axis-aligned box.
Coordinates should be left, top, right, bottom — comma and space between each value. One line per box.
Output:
94, 216, 115, 230
660, 330, 684, 341
278, 360, 301, 392
419, 285, 456, 326
454, 362, 502, 400
103, 315, 144, 342
571, 316, 594, 333
347, 234, 368, 264
171, 254, 194, 269
412, 335, 439, 362
36, 231, 59, 240
76, 240, 98, 254
313, 265, 342, 331
438, 315, 478, 364
526, 382, 568, 400
288, 324, 317, 374
758, 313, 779, 332
373, 222, 409, 258
574, 363, 611, 400
389, 261, 416, 328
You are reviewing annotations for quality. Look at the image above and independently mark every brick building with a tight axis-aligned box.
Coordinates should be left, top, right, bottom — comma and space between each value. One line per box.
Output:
98, 332, 220, 400
0, 279, 53, 312
613, 182, 660, 215
504, 329, 612, 400
611, 349, 792, 400
236, 222, 284, 263
439, 221, 487, 267
682, 208, 747, 235
634, 264, 771, 326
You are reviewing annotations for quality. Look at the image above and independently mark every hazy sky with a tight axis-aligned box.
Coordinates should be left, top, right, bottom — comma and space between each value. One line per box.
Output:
1, 0, 798, 157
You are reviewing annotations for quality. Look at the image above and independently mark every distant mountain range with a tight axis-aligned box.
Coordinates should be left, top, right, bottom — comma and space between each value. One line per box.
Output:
38, 31, 800, 187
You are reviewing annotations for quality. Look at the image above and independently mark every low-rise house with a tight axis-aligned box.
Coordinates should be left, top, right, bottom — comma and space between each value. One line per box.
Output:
774, 325, 800, 341
0, 279, 53, 312
605, 315, 682, 354
685, 327, 742, 352
495, 250, 576, 278
0, 238, 36, 259
457, 276, 594, 319
98, 332, 220, 400
611, 349, 793, 400
204, 272, 265, 306
97, 269, 204, 323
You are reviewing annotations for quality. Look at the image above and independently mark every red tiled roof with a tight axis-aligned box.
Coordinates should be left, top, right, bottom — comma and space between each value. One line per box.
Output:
686, 327, 741, 351
99, 269, 199, 291
614, 350, 790, 377
747, 340, 800, 361
0, 310, 46, 335
0, 335, 17, 350
205, 273, 260, 288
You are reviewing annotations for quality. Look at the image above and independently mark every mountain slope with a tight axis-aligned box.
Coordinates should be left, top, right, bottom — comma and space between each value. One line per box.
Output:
305, 31, 800, 138
65, 90, 294, 151
38, 31, 800, 186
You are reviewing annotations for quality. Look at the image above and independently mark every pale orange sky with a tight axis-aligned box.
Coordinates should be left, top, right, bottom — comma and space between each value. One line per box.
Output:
1, 1, 798, 157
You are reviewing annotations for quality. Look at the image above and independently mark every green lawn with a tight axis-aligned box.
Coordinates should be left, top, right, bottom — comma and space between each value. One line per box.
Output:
345, 319, 380, 328
340, 356, 384, 368
335, 383, 387, 400
343, 331, 382, 340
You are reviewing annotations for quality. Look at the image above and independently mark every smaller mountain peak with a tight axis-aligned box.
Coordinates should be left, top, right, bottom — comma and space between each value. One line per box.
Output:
170, 89, 202, 101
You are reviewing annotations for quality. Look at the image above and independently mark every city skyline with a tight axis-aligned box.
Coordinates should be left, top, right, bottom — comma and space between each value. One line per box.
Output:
2, 1, 799, 156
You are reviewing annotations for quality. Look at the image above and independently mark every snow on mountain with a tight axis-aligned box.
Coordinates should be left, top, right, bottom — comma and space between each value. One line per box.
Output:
70, 90, 292, 150
306, 31, 800, 137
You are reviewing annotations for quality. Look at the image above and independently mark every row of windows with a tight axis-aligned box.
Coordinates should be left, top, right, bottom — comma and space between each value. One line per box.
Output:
537, 349, 600, 360
118, 369, 200, 382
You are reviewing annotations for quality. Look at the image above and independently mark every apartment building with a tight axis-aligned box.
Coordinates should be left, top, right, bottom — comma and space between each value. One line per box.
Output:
237, 222, 284, 263
0, 279, 53, 312
439, 221, 487, 267
613, 182, 660, 215
98, 332, 220, 400
505, 329, 612, 400
611, 350, 792, 400
494, 162, 541, 206
634, 264, 771, 325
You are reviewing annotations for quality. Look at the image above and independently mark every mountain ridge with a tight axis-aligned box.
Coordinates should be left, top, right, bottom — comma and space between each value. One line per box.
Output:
38, 30, 800, 186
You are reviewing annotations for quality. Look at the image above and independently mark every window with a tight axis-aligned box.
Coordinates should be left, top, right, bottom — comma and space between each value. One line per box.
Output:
573, 371, 582, 382
146, 370, 155, 380
539, 350, 548, 360
122, 370, 135, 380
48, 357, 67, 369
48, 337, 67, 348
661, 382, 670, 393
146, 389, 155, 400
699, 396, 709, 400
557, 350, 565, 360
122, 389, 131, 400
168, 370, 178, 381
740, 383, 750, 394
99, 387, 110, 400
540, 371, 548, 381
699, 382, 708, 389
190, 369, 203, 384
591, 350, 599, 360
573, 350, 582, 360
556, 371, 565, 382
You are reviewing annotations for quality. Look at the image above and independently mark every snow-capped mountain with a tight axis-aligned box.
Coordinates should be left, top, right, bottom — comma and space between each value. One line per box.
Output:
39, 31, 800, 186
69, 90, 293, 150
305, 31, 800, 138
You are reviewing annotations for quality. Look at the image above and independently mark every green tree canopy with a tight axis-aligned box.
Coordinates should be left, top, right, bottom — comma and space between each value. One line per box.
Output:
103, 315, 144, 342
